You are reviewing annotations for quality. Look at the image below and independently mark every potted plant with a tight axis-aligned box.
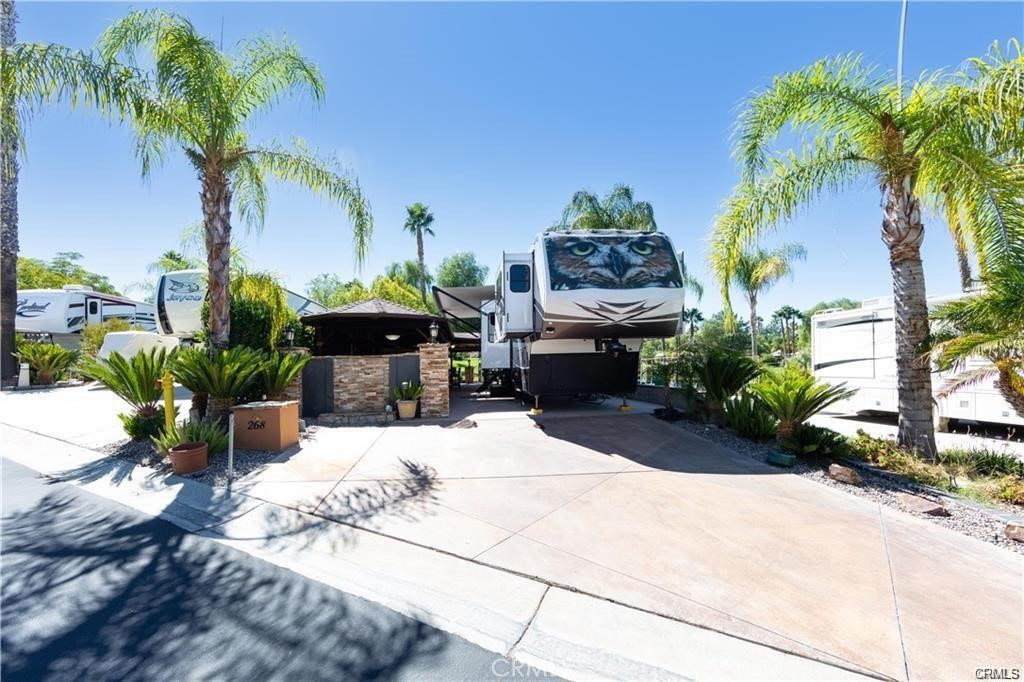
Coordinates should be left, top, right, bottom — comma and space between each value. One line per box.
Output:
153, 419, 229, 474
392, 382, 424, 420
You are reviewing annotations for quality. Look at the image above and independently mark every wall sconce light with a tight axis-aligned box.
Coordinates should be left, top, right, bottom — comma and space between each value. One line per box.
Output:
285, 326, 295, 348
428, 320, 439, 344
385, 333, 401, 342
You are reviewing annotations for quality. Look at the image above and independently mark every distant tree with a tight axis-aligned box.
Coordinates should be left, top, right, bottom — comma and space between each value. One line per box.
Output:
696, 311, 752, 354
730, 244, 806, 358
305, 274, 368, 309
436, 252, 489, 288
384, 260, 431, 290
370, 275, 430, 312
403, 203, 435, 304
17, 252, 119, 294
552, 184, 656, 232
147, 250, 197, 275
681, 308, 704, 339
772, 305, 803, 356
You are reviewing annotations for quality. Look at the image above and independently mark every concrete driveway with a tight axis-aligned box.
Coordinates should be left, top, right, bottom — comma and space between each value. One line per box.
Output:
233, 393, 1022, 681
2, 385, 1020, 680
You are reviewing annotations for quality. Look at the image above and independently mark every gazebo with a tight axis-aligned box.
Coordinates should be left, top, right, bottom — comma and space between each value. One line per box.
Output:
303, 298, 454, 356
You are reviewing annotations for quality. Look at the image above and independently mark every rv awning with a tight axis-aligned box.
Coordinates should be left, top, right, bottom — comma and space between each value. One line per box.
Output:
432, 285, 494, 321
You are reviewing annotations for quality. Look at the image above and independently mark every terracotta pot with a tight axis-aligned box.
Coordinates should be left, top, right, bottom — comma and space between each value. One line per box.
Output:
396, 400, 418, 420
169, 441, 208, 475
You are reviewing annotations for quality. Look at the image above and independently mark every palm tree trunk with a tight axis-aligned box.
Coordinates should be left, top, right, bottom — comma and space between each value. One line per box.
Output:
0, 0, 19, 385
955, 242, 973, 292
749, 294, 758, 358
201, 168, 233, 349
883, 177, 937, 458
995, 364, 1024, 419
416, 229, 426, 304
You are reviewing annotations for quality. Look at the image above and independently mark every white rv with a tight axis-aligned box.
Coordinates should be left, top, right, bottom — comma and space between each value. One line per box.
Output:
15, 285, 157, 347
155, 269, 328, 339
811, 296, 1023, 427
436, 230, 686, 404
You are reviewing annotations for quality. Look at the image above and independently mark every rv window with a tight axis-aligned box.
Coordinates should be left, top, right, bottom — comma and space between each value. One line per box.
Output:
509, 264, 531, 293
487, 315, 496, 343
88, 301, 99, 315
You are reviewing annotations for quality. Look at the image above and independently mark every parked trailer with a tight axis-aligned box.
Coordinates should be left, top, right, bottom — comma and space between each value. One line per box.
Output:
155, 269, 327, 339
15, 285, 156, 348
811, 295, 1023, 427
436, 230, 686, 406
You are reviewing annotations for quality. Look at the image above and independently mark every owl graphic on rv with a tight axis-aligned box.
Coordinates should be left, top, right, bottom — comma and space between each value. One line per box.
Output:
545, 234, 683, 290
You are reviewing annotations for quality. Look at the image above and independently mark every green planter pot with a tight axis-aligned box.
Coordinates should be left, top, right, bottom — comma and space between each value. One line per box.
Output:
766, 451, 796, 468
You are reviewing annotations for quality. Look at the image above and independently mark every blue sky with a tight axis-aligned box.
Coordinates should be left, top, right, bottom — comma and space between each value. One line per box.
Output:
15, 1, 1023, 317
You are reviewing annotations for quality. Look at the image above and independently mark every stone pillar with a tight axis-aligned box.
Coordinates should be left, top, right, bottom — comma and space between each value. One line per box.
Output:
418, 343, 450, 418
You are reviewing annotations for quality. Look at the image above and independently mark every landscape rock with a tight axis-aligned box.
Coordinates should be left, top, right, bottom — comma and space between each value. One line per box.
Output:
828, 464, 863, 486
897, 492, 950, 516
1006, 523, 1024, 543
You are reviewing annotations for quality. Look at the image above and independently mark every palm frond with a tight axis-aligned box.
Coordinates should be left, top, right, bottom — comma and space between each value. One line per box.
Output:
228, 35, 324, 121
936, 366, 997, 398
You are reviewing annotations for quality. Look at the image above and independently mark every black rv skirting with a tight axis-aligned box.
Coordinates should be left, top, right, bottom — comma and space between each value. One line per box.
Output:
524, 352, 639, 396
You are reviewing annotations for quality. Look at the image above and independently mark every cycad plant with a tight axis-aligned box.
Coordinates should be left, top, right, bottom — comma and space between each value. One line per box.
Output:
169, 346, 262, 420
262, 351, 311, 400
711, 43, 1024, 456
750, 366, 856, 441
695, 348, 762, 425
930, 258, 1024, 418
722, 390, 779, 440
79, 348, 170, 438
14, 342, 80, 385
3, 9, 372, 348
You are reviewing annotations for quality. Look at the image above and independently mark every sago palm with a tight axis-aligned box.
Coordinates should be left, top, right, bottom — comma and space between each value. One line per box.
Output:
730, 244, 805, 358
552, 184, 656, 232
711, 44, 1024, 456
3, 9, 372, 348
696, 348, 762, 425
403, 203, 435, 305
751, 366, 855, 442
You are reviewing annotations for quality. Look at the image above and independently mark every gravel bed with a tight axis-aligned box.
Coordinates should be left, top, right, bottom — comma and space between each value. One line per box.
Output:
668, 416, 1024, 555
99, 438, 276, 487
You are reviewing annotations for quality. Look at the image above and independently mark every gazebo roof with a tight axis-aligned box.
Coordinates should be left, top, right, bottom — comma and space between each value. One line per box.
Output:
304, 297, 439, 321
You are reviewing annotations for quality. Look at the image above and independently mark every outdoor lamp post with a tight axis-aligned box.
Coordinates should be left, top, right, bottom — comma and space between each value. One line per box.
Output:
429, 320, 439, 344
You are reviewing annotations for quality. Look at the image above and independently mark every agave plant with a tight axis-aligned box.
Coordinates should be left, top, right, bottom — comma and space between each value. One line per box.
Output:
262, 350, 311, 400
751, 366, 856, 441
14, 342, 80, 385
695, 348, 762, 424
392, 382, 424, 401
79, 348, 170, 438
169, 346, 262, 420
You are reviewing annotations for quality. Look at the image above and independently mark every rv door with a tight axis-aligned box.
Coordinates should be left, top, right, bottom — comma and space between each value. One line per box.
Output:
85, 297, 103, 326
495, 252, 534, 340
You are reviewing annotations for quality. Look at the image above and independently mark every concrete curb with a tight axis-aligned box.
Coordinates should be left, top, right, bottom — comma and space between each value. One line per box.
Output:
1, 423, 883, 681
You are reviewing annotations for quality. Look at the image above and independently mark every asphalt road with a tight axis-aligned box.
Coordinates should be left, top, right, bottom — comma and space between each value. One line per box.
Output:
1, 458, 549, 681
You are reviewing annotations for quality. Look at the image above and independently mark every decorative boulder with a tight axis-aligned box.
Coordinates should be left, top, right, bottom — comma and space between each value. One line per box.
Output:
828, 463, 863, 486
1006, 523, 1024, 543
896, 492, 950, 517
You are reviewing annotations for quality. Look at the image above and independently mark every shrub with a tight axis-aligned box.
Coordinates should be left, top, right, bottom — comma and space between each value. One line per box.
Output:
120, 409, 169, 440
696, 348, 761, 424
996, 476, 1024, 505
152, 419, 229, 457
14, 342, 81, 385
81, 318, 133, 356
779, 424, 848, 459
79, 348, 170, 439
750, 366, 856, 440
722, 390, 778, 440
262, 351, 311, 400
938, 448, 1024, 478
168, 346, 262, 419
392, 382, 424, 401
846, 430, 953, 490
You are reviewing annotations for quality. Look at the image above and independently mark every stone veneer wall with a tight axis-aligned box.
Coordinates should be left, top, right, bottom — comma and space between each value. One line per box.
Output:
417, 343, 450, 418
331, 355, 391, 413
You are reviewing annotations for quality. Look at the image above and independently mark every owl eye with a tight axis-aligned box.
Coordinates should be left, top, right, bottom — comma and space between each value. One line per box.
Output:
569, 242, 595, 257
630, 241, 655, 256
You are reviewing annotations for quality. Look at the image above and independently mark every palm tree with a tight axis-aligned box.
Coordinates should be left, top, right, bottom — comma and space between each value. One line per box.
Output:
403, 203, 435, 304
730, 245, 805, 358
681, 308, 704, 339
552, 184, 656, 232
930, 259, 1024, 418
2, 9, 372, 348
772, 305, 803, 356
147, 250, 196, 275
0, 0, 18, 384
711, 46, 1023, 456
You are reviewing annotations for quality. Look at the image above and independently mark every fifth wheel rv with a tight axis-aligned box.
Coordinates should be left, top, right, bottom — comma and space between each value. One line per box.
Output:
811, 296, 1023, 427
436, 230, 686, 406
155, 269, 327, 339
15, 285, 157, 347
